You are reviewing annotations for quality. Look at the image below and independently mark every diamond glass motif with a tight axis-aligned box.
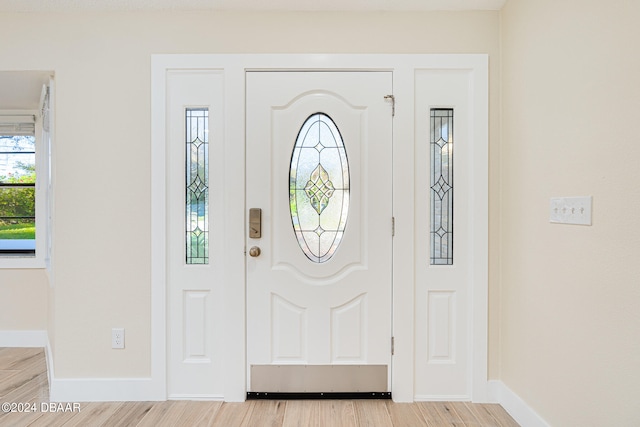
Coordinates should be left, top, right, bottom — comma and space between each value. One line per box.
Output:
185, 108, 209, 265
305, 164, 335, 214
290, 113, 349, 263
430, 109, 453, 265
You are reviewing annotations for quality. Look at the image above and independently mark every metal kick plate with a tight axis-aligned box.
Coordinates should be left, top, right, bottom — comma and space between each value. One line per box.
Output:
249, 208, 261, 238
250, 365, 388, 393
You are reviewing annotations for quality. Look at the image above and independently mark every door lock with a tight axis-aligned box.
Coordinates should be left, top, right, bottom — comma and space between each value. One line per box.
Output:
249, 208, 262, 238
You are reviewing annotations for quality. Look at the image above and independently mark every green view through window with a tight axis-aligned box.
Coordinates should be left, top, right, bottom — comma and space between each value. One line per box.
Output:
0, 132, 36, 255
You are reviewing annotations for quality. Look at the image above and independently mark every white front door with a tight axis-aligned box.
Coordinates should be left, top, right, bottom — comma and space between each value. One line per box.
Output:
246, 71, 393, 394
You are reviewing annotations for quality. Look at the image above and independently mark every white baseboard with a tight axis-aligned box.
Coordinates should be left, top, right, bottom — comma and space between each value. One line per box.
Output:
0, 330, 48, 347
414, 394, 471, 402
168, 394, 224, 401
49, 377, 166, 402
45, 338, 54, 390
488, 380, 550, 427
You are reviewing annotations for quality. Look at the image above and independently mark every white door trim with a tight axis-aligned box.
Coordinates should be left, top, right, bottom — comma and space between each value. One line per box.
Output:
151, 54, 488, 402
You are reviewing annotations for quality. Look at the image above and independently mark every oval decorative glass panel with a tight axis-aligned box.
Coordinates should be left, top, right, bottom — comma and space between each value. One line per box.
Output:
290, 113, 350, 263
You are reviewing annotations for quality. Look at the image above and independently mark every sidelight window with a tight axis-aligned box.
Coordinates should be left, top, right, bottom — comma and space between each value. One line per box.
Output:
185, 108, 209, 265
430, 109, 454, 265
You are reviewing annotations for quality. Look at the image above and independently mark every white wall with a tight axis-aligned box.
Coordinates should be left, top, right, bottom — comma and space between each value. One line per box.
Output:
0, 10, 500, 379
3, 3, 638, 421
0, 270, 47, 331
500, 0, 640, 425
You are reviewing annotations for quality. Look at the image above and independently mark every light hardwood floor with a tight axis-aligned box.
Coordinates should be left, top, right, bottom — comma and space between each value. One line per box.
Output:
0, 348, 519, 426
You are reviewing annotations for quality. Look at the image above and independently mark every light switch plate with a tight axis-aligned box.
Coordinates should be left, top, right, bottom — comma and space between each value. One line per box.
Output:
550, 196, 592, 225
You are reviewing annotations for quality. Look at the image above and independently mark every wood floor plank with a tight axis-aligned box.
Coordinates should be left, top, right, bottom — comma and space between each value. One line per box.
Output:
0, 348, 43, 370
137, 400, 224, 427
385, 401, 428, 426
100, 401, 155, 427
59, 402, 125, 427
319, 400, 358, 427
481, 404, 520, 427
435, 402, 466, 425
26, 403, 83, 427
0, 360, 46, 398
0, 375, 50, 427
12, 349, 46, 372
2, 372, 49, 403
463, 402, 503, 427
0, 372, 48, 427
0, 370, 20, 389
240, 400, 286, 427
283, 400, 358, 427
283, 400, 356, 427
135, 400, 182, 427
423, 402, 466, 426
354, 400, 393, 427
282, 400, 318, 427
444, 402, 484, 426
175, 401, 223, 426
203, 401, 254, 426
1, 409, 44, 427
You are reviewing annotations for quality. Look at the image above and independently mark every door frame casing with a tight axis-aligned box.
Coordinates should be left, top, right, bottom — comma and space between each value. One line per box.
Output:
151, 54, 489, 402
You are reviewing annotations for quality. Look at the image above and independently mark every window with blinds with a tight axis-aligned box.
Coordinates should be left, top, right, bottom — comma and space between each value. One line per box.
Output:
0, 115, 37, 255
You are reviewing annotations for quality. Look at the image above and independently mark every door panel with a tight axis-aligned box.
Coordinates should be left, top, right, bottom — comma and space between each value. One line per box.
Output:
166, 70, 225, 398
246, 71, 393, 392
414, 69, 472, 399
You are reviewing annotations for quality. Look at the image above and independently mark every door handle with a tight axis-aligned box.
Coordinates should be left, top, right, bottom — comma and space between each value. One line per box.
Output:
249, 208, 262, 238
249, 246, 261, 257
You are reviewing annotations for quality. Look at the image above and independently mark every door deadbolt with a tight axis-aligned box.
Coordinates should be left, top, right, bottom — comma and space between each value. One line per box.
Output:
249, 208, 262, 238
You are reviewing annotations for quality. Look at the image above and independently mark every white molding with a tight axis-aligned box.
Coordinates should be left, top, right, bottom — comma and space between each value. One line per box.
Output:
49, 377, 165, 402
415, 394, 471, 402
150, 55, 169, 402
168, 394, 225, 401
470, 56, 490, 403
45, 337, 54, 393
0, 330, 47, 347
488, 380, 551, 427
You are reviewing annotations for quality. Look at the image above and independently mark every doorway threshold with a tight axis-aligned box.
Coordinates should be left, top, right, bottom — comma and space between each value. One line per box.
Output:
247, 392, 392, 400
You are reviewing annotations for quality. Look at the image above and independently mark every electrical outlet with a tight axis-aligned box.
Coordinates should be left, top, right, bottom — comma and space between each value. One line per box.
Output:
112, 328, 125, 349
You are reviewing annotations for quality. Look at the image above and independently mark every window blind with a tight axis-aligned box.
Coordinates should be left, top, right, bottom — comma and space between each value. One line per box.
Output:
0, 115, 36, 136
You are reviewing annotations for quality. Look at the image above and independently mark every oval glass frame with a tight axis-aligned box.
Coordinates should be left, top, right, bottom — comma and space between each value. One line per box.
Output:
289, 113, 350, 263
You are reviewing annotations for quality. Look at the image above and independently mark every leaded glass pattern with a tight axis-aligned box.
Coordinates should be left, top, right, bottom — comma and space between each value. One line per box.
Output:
430, 109, 453, 265
186, 108, 209, 265
290, 113, 349, 263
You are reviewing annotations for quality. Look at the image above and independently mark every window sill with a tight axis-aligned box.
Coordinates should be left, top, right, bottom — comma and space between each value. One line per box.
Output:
0, 257, 45, 269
